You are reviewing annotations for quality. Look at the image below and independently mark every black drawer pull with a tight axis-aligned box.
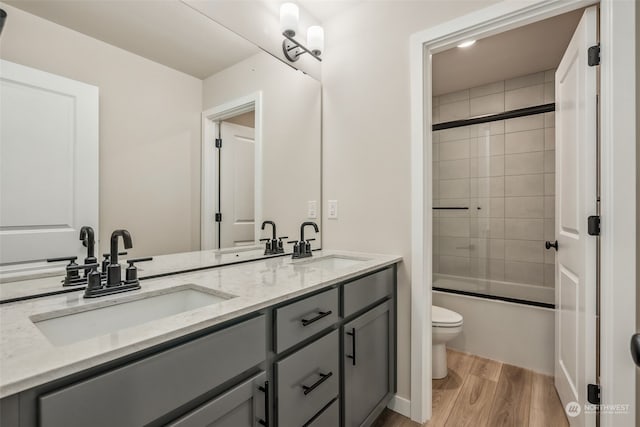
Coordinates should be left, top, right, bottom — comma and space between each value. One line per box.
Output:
346, 328, 356, 366
302, 372, 333, 395
301, 310, 332, 327
258, 380, 269, 426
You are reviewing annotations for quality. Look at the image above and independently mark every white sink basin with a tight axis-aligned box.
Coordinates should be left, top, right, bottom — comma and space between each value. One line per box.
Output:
294, 255, 369, 270
32, 285, 235, 346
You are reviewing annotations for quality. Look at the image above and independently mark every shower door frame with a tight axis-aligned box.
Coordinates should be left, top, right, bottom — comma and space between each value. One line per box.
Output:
409, 0, 636, 424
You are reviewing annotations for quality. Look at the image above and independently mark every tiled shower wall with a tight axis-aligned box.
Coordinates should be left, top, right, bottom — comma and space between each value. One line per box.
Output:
432, 70, 556, 289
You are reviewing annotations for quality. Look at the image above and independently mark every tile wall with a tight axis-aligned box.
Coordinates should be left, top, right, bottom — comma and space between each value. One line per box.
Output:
432, 70, 556, 289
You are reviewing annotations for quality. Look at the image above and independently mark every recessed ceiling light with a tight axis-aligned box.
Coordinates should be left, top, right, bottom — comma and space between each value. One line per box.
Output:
457, 40, 476, 48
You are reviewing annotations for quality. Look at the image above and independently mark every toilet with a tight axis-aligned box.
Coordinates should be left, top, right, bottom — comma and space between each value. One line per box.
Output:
432, 305, 464, 379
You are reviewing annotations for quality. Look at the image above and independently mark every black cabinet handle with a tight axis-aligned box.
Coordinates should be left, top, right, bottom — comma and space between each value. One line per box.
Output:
631, 334, 640, 368
545, 240, 558, 251
346, 328, 356, 366
258, 380, 269, 426
301, 310, 332, 327
302, 372, 333, 396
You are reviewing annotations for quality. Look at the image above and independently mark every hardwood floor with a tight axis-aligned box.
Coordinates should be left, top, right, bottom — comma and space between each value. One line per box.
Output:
373, 350, 568, 427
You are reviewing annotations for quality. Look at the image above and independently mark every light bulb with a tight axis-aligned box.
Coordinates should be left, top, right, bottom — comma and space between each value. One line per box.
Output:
280, 3, 299, 37
307, 26, 324, 56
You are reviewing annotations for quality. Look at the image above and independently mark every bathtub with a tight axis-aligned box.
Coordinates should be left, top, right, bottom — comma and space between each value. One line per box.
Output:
433, 274, 555, 375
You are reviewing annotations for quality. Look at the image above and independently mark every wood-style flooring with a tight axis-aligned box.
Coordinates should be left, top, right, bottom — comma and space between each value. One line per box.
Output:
373, 350, 569, 427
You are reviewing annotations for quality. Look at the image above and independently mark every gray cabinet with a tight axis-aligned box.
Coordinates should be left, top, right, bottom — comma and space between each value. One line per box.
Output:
276, 330, 339, 427
168, 372, 267, 427
39, 315, 266, 427
275, 288, 339, 353
306, 398, 339, 427
343, 301, 393, 427
3, 265, 397, 427
343, 268, 393, 317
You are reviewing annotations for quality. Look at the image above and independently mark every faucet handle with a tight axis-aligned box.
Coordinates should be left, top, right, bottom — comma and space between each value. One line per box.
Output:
125, 257, 153, 284
259, 238, 271, 242
278, 236, 289, 240
102, 251, 128, 258
126, 257, 153, 265
66, 263, 99, 271
306, 238, 316, 242
46, 256, 78, 263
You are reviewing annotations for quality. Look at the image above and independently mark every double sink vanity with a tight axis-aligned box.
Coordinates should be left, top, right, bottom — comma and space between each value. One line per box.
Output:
0, 250, 400, 427
0, 2, 399, 426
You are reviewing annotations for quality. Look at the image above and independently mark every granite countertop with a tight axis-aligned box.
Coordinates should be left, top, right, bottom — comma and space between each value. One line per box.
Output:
0, 250, 401, 398
0, 246, 282, 303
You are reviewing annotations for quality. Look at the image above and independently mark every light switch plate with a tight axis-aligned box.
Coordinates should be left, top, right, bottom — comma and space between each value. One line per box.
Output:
328, 200, 338, 219
307, 200, 317, 219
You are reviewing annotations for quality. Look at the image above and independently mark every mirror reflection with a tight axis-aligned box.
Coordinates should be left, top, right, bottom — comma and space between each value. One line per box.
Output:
0, 0, 321, 280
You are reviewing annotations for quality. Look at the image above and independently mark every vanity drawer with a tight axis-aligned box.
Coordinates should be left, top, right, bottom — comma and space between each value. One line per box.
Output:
275, 288, 338, 353
276, 330, 339, 427
39, 315, 266, 427
305, 398, 339, 427
168, 371, 267, 427
343, 267, 394, 317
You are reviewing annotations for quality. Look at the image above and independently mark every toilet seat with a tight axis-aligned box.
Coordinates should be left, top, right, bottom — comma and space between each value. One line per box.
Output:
432, 305, 463, 328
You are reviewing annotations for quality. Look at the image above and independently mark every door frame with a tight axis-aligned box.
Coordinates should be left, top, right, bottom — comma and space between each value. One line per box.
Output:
201, 92, 263, 250
409, 0, 636, 424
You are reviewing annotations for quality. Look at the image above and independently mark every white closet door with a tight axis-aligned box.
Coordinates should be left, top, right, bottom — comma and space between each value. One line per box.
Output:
554, 7, 598, 426
0, 60, 98, 275
219, 121, 255, 248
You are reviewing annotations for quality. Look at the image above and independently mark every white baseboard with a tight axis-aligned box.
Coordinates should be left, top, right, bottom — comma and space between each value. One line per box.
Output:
387, 394, 411, 418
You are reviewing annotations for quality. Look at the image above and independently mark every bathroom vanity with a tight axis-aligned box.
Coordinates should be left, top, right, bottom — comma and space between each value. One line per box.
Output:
0, 251, 400, 427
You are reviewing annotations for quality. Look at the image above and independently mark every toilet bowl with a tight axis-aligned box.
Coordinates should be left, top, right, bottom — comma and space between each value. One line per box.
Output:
432, 305, 463, 379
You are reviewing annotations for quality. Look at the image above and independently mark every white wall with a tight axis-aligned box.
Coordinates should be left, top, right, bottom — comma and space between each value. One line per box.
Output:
0, 3, 203, 257
203, 51, 322, 245
320, 0, 499, 400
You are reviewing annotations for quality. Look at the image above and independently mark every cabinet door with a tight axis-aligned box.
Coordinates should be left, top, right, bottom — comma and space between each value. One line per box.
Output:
343, 301, 391, 427
169, 372, 268, 427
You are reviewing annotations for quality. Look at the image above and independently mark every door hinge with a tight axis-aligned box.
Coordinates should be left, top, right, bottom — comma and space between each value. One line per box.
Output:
587, 383, 601, 405
215, 138, 222, 148
215, 212, 222, 222
588, 215, 600, 236
588, 44, 600, 66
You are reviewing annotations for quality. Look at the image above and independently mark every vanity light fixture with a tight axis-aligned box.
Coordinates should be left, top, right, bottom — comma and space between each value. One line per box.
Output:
280, 2, 323, 62
457, 40, 476, 48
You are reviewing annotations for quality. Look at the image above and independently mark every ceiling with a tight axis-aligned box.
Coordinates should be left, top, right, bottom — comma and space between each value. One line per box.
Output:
4, 0, 260, 79
433, 8, 584, 96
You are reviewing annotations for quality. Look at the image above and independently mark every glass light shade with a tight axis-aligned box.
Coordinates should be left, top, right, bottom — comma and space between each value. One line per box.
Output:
307, 26, 324, 56
280, 3, 299, 37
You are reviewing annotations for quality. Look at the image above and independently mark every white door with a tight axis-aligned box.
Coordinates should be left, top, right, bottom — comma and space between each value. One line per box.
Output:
0, 60, 99, 276
554, 7, 598, 426
219, 121, 255, 248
